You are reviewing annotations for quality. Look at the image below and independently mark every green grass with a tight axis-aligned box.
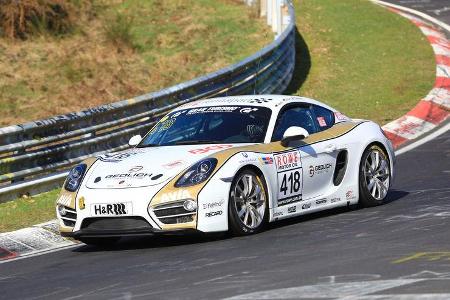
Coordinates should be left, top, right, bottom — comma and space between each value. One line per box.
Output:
286, 0, 435, 125
0, 0, 271, 126
0, 189, 59, 232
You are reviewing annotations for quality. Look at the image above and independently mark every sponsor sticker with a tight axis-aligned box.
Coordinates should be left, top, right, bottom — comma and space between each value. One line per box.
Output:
205, 210, 222, 217
278, 194, 302, 206
288, 206, 297, 213
315, 198, 327, 205
187, 107, 238, 115
129, 166, 143, 173
259, 156, 274, 165
99, 152, 140, 163
160, 190, 193, 203
302, 202, 311, 210
346, 190, 357, 201
317, 116, 327, 127
309, 163, 333, 177
273, 211, 283, 217
334, 112, 350, 122
275, 151, 302, 207
105, 172, 162, 181
330, 197, 341, 203
162, 160, 185, 169
189, 144, 233, 155
203, 200, 224, 210
91, 202, 132, 216
240, 107, 259, 114
274, 151, 301, 171
248, 97, 273, 104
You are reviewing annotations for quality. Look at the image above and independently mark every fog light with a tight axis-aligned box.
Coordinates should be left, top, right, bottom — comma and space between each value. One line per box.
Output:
58, 205, 67, 216
183, 199, 197, 211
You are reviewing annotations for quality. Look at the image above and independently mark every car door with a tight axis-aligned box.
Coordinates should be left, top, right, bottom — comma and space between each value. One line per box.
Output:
271, 104, 317, 207
271, 104, 339, 204
301, 105, 344, 201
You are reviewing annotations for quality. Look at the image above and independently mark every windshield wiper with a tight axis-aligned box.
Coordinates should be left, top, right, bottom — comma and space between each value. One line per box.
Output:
172, 140, 222, 145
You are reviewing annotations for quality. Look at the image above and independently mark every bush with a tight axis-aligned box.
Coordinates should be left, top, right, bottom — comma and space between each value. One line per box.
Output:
0, 0, 74, 39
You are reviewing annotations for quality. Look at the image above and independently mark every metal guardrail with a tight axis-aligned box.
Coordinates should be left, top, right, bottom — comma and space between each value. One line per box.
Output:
0, 0, 296, 202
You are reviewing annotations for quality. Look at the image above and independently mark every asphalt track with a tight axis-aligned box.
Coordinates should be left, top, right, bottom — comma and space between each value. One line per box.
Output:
385, 0, 450, 34
1, 2, 450, 300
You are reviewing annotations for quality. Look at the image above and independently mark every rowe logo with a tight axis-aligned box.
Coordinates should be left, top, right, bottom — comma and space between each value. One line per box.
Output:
275, 151, 300, 171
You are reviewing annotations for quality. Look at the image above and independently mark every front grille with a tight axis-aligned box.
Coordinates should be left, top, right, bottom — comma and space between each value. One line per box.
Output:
61, 207, 77, 227
152, 201, 196, 224
81, 217, 152, 231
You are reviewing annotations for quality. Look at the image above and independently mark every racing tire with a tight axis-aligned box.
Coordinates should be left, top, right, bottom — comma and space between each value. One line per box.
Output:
358, 145, 391, 207
228, 169, 269, 235
78, 237, 120, 247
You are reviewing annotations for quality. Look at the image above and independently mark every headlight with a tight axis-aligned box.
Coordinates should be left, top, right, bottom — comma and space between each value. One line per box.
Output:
64, 164, 87, 192
175, 158, 218, 187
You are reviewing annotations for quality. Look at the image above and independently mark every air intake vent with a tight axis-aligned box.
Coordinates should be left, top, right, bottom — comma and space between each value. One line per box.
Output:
81, 217, 152, 231
333, 150, 348, 186
152, 201, 195, 224
61, 207, 77, 227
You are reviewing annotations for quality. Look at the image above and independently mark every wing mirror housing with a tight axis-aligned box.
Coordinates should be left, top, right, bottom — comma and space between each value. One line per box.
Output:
281, 126, 309, 147
128, 135, 142, 146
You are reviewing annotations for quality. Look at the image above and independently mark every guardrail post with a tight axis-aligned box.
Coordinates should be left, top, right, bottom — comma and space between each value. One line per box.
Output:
267, 0, 272, 25
260, 0, 267, 17
282, 1, 290, 32
10, 149, 26, 184
271, 0, 278, 32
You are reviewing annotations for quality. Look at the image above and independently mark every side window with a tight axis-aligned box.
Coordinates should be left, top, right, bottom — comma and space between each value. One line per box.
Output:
271, 106, 318, 141
312, 105, 335, 131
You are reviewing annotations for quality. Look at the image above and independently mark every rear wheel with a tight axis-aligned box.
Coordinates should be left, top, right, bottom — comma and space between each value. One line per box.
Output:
78, 237, 120, 247
228, 170, 268, 235
359, 145, 391, 207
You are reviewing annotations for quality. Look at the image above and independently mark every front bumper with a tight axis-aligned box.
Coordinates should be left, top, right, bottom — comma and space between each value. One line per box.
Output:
61, 216, 198, 239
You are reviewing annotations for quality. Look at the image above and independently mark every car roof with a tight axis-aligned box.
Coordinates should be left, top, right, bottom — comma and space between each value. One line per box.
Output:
175, 95, 337, 112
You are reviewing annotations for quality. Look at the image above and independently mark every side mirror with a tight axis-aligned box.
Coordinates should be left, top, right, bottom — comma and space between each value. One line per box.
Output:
128, 135, 142, 147
281, 126, 309, 147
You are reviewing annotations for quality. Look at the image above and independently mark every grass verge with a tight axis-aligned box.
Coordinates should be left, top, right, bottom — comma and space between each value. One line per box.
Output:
0, 189, 59, 232
0, 0, 271, 126
286, 0, 435, 125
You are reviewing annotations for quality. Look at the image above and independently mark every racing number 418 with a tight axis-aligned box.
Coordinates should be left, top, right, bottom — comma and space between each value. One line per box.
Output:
280, 170, 301, 196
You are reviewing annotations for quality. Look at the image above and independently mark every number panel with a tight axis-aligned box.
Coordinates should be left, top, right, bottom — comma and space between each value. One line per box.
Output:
277, 168, 303, 206
273, 150, 303, 207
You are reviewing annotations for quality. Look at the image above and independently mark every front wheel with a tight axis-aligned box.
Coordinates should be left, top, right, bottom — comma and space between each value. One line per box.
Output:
359, 145, 391, 207
228, 170, 269, 235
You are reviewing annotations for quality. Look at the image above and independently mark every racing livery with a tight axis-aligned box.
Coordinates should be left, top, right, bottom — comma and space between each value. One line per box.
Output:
56, 95, 395, 245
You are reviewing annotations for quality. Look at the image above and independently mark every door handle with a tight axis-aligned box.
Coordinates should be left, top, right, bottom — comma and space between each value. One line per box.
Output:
325, 144, 337, 153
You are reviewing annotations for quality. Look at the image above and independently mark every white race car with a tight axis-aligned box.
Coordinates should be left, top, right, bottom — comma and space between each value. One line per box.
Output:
56, 95, 395, 245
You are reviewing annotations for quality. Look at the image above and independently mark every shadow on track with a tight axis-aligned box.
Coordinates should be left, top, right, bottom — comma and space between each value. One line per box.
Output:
267, 189, 409, 230
73, 189, 408, 252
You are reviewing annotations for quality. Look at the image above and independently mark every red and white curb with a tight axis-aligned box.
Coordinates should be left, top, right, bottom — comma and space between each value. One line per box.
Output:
374, 2, 450, 149
0, 221, 76, 263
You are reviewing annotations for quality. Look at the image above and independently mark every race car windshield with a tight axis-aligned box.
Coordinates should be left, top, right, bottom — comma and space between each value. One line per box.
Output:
139, 106, 272, 146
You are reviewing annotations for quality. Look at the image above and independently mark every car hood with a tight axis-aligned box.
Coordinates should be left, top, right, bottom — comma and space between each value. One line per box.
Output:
84, 144, 239, 189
